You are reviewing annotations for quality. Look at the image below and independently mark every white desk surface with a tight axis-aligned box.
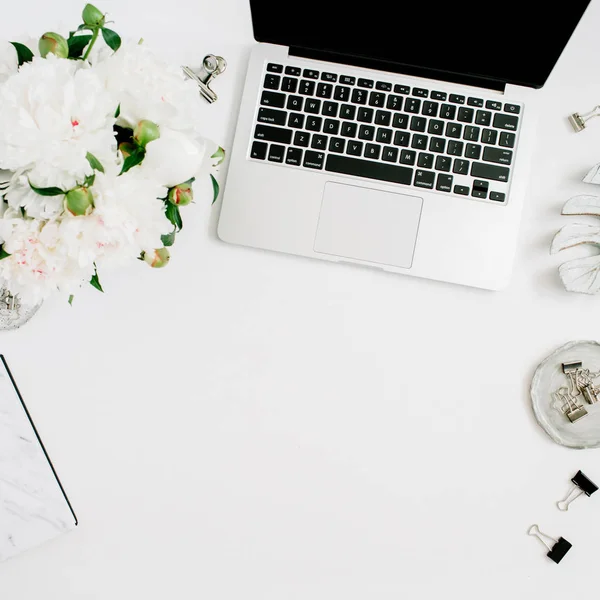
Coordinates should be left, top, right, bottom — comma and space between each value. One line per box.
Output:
2, 0, 600, 597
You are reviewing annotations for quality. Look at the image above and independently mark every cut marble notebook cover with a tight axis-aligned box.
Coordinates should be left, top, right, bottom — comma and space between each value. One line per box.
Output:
0, 356, 77, 563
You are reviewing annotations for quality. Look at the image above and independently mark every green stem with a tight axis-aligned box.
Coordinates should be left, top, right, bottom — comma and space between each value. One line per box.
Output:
82, 27, 100, 61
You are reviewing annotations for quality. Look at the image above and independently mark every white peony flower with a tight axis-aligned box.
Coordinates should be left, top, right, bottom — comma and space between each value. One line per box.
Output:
4, 170, 65, 220
0, 41, 18, 84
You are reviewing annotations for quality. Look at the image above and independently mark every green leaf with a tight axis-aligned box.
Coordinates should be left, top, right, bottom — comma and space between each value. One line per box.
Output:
67, 34, 92, 59
84, 173, 96, 187
0, 246, 11, 260
120, 147, 145, 174
28, 180, 65, 196
210, 174, 220, 205
86, 151, 105, 173
90, 269, 104, 293
114, 103, 121, 118
68, 295, 74, 306
165, 203, 183, 232
77, 24, 91, 31
161, 230, 176, 247
211, 146, 226, 166
101, 28, 122, 52
10, 42, 34, 67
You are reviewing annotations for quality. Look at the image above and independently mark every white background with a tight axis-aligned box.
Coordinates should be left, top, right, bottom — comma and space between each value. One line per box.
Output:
2, 0, 600, 597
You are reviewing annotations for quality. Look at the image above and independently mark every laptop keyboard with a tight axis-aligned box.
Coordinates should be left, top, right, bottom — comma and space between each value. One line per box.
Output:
249, 62, 523, 203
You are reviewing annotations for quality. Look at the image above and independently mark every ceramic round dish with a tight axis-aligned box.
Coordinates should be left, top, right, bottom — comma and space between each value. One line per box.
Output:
531, 340, 600, 449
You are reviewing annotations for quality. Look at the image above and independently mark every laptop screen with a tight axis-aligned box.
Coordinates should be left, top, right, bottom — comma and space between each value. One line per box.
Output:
250, 0, 591, 89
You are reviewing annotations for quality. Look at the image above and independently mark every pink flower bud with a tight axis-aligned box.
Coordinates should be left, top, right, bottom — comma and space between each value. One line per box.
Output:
66, 186, 94, 216
39, 32, 69, 59
167, 182, 193, 206
82, 4, 105, 27
133, 120, 160, 148
143, 248, 170, 268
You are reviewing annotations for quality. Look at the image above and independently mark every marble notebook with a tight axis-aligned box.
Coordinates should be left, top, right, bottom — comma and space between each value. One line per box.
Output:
0, 356, 77, 563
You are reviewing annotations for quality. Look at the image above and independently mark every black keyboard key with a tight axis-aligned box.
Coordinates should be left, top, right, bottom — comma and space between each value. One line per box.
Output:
472, 179, 489, 199
358, 78, 374, 88
422, 101, 439, 117
258, 107, 287, 126
261, 91, 286, 108
287, 95, 303, 111
414, 169, 435, 189
264, 74, 281, 90
452, 159, 469, 175
411, 134, 428, 149
493, 113, 519, 131
486, 100, 502, 110
329, 137, 346, 153
306, 115, 322, 131
324, 119, 340, 135
299, 80, 316, 95
369, 92, 386, 107
447, 140, 464, 156
267, 63, 283, 73
483, 147, 513, 165
490, 191, 506, 202
358, 107, 374, 123
457, 107, 474, 123
449, 94, 465, 104
322, 101, 339, 117
400, 149, 416, 165
475, 110, 492, 126
440, 104, 456, 120
340, 75, 356, 85
358, 124, 375, 140
254, 124, 293, 144
334, 86, 351, 101
268, 144, 285, 162
282, 77, 298, 93
454, 185, 469, 195
394, 84, 410, 94
386, 95, 403, 111
499, 131, 516, 148
376, 81, 392, 91
463, 126, 480, 142
436, 173, 453, 192
412, 88, 429, 98
364, 143, 381, 160
375, 110, 392, 126
351, 88, 368, 104
340, 104, 356, 120
417, 152, 434, 168
285, 66, 301, 76
304, 98, 321, 114
316, 83, 333, 98
294, 131, 310, 147
382, 146, 399, 162
303, 150, 325, 169
376, 128, 393, 143
429, 137, 446, 153
410, 116, 427, 132
465, 143, 481, 159
435, 156, 451, 172
285, 147, 303, 166
326, 154, 413, 185
346, 140, 363, 156
471, 162, 510, 182
392, 113, 409, 129
311, 134, 328, 150
341, 122, 357, 137
467, 97, 484, 107
287, 112, 305, 128
405, 98, 421, 113
431, 91, 447, 101
428, 119, 444, 135
251, 141, 267, 160
446, 122, 462, 138
481, 129, 498, 145
394, 131, 410, 147
303, 69, 319, 79
504, 103, 520, 114
321, 72, 337, 82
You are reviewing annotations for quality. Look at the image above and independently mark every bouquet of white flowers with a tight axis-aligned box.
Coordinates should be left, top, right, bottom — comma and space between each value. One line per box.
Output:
0, 4, 223, 307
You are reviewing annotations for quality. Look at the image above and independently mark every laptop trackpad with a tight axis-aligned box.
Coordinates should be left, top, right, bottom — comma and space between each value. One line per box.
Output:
314, 182, 423, 269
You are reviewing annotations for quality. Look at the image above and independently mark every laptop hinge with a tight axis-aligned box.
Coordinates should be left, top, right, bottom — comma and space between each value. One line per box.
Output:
290, 47, 507, 93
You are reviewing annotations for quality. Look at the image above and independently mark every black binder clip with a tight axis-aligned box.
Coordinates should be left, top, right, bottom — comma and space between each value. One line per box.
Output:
557, 470, 598, 512
528, 525, 572, 564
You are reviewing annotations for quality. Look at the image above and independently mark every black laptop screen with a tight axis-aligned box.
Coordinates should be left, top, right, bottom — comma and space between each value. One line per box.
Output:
250, 0, 591, 89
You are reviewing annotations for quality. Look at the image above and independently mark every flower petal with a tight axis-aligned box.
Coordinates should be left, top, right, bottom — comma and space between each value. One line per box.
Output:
551, 223, 600, 254
558, 254, 600, 294
584, 163, 600, 185
562, 194, 600, 217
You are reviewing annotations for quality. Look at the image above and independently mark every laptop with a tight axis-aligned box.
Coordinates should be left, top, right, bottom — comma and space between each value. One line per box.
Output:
218, 0, 591, 290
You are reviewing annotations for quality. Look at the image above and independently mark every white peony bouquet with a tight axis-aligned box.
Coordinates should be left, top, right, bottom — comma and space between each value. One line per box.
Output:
0, 4, 223, 306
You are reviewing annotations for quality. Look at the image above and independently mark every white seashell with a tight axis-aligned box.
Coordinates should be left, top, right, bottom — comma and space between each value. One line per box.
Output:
551, 223, 600, 254
584, 162, 600, 184
558, 254, 600, 294
562, 194, 600, 216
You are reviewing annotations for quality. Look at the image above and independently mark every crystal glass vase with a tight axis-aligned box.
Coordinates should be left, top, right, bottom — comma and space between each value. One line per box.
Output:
0, 289, 42, 331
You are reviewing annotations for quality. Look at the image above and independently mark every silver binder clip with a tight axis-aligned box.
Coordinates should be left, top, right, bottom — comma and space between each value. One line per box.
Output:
569, 105, 600, 132
182, 54, 227, 104
555, 388, 588, 423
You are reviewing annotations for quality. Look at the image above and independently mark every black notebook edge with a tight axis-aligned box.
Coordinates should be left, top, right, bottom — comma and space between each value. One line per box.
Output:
1, 355, 78, 527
